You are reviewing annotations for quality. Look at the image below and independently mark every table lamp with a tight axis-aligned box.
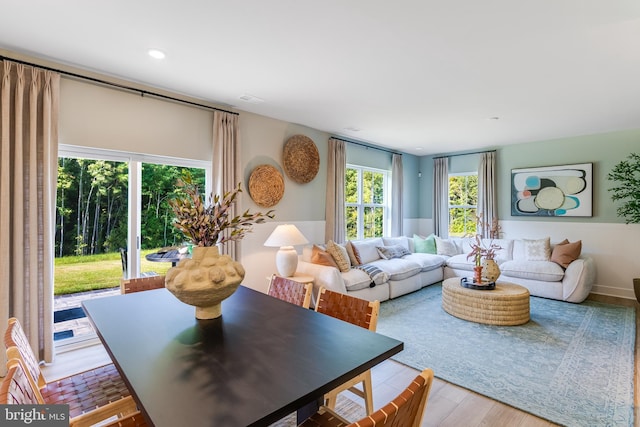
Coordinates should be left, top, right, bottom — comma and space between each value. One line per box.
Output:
264, 224, 309, 277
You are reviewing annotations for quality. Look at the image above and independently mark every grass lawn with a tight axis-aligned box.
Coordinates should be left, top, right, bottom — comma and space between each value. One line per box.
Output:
54, 249, 172, 295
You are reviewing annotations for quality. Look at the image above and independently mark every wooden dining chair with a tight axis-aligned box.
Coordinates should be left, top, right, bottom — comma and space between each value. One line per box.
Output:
120, 274, 166, 294
267, 274, 313, 309
1, 357, 147, 427
4, 317, 131, 418
315, 287, 380, 415
299, 368, 434, 427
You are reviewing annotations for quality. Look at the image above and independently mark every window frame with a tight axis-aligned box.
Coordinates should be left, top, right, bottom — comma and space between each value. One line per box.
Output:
345, 164, 390, 240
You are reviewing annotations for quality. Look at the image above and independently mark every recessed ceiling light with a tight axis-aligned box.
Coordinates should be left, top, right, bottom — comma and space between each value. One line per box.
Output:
148, 49, 166, 59
488, 116, 500, 120
343, 127, 361, 132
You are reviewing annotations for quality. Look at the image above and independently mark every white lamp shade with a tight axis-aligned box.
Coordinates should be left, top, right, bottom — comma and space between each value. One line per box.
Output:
264, 224, 309, 247
264, 224, 309, 277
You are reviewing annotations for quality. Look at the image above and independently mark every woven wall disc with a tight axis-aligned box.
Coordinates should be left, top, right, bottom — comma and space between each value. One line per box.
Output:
248, 164, 284, 208
283, 134, 319, 184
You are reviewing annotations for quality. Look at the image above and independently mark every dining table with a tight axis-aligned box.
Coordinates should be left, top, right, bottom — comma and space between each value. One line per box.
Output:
82, 285, 403, 427
145, 247, 190, 267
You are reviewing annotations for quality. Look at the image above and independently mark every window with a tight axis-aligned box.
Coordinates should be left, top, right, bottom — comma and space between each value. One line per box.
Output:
345, 165, 389, 240
54, 145, 209, 348
448, 173, 478, 237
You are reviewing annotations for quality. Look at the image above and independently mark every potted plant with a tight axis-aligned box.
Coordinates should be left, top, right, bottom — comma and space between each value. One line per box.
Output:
165, 172, 275, 318
607, 153, 640, 302
169, 172, 275, 247
466, 216, 502, 283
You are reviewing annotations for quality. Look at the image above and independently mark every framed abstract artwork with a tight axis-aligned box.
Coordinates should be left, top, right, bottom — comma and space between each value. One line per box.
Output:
511, 163, 593, 217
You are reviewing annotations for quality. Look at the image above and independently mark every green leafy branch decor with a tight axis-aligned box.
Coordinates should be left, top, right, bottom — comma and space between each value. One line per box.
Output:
168, 172, 275, 247
607, 153, 640, 224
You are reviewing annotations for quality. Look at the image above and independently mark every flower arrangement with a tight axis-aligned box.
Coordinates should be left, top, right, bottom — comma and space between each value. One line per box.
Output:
466, 216, 502, 265
168, 172, 275, 247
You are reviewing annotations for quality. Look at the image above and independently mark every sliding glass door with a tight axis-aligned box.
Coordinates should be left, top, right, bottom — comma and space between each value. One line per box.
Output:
54, 146, 208, 347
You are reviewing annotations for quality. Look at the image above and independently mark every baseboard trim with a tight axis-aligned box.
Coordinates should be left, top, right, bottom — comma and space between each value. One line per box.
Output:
587, 292, 637, 307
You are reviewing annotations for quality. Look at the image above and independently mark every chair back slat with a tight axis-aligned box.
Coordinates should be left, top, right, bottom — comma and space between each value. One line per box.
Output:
4, 318, 46, 389
315, 288, 379, 331
0, 359, 44, 405
120, 275, 166, 294
268, 275, 312, 309
355, 369, 433, 427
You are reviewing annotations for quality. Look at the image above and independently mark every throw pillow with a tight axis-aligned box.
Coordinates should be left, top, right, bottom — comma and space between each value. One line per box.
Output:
413, 234, 437, 254
376, 245, 411, 260
326, 240, 351, 272
311, 245, 339, 268
551, 239, 582, 268
523, 237, 551, 261
434, 236, 458, 256
345, 241, 362, 266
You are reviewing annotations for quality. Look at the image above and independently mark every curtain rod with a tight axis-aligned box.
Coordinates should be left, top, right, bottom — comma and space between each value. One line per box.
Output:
0, 55, 238, 116
432, 149, 496, 160
330, 136, 402, 155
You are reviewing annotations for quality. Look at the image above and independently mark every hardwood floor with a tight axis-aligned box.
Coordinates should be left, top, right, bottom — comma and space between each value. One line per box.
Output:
43, 295, 638, 427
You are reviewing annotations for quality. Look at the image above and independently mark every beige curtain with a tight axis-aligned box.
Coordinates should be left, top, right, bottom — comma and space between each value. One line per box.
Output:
0, 60, 59, 375
433, 157, 449, 238
477, 151, 497, 237
325, 138, 345, 243
391, 153, 403, 236
212, 111, 240, 258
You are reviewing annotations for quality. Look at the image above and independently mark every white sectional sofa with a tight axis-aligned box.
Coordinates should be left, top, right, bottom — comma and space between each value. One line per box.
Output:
295, 235, 595, 304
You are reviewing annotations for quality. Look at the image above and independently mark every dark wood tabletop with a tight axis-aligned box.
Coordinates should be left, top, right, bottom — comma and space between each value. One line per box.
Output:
82, 286, 403, 427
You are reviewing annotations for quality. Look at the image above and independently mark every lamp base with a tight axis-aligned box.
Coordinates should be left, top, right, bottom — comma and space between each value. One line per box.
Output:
275, 246, 298, 277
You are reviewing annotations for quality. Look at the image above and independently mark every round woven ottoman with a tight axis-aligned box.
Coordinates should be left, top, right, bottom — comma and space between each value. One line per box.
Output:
441, 277, 530, 326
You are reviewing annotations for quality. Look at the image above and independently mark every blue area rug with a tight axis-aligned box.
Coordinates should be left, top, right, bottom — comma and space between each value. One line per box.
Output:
376, 284, 635, 427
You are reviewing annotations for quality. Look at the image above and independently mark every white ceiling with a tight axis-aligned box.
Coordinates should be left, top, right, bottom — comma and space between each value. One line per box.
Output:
1, 1, 639, 155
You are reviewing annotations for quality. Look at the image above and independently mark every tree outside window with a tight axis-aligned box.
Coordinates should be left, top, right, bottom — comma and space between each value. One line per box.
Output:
448, 174, 478, 237
345, 165, 388, 240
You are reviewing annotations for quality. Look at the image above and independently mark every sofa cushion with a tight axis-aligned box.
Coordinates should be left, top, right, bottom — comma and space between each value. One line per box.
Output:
500, 260, 565, 282
402, 253, 446, 272
514, 238, 551, 261
311, 245, 339, 268
487, 238, 514, 262
342, 268, 373, 291
413, 234, 437, 254
435, 236, 459, 256
382, 236, 411, 251
345, 241, 362, 266
351, 238, 384, 264
371, 258, 422, 281
326, 240, 351, 272
550, 239, 582, 268
446, 253, 476, 271
377, 245, 411, 260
